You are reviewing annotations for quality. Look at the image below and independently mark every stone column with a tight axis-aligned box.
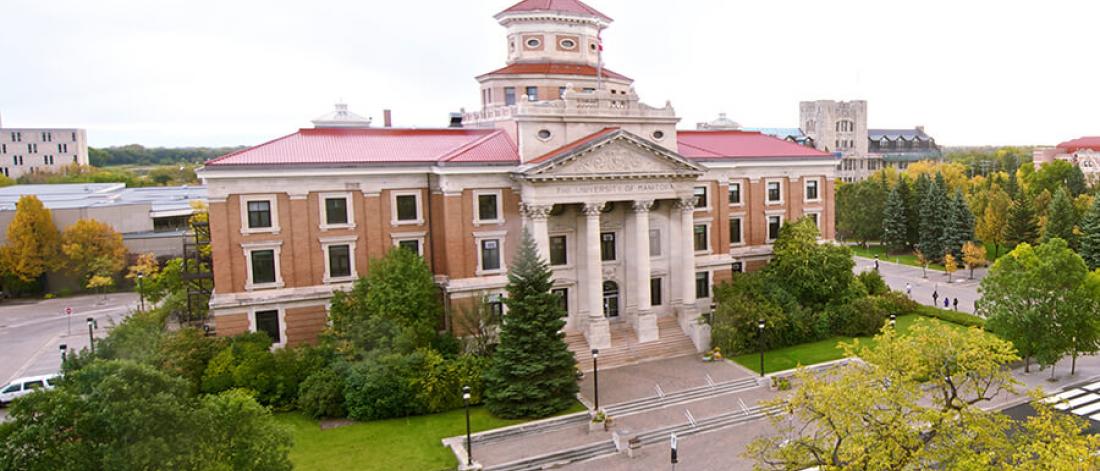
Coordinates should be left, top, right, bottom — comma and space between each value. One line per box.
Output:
632, 200, 658, 343
582, 202, 611, 350
676, 197, 697, 310
522, 203, 553, 262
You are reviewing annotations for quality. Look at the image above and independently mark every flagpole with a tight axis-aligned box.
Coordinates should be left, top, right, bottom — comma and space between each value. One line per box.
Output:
596, 27, 604, 90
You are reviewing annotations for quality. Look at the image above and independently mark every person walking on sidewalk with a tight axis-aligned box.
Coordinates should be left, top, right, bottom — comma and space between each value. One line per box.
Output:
933, 289, 939, 306
905, 282, 912, 298
874, 255, 880, 272
952, 298, 958, 311
944, 297, 950, 309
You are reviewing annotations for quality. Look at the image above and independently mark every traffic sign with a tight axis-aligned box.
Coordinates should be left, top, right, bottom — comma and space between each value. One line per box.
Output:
65, 306, 73, 315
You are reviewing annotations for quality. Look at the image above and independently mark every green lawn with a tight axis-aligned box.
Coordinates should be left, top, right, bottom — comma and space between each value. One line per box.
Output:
278, 403, 586, 471
850, 242, 1005, 271
732, 313, 981, 375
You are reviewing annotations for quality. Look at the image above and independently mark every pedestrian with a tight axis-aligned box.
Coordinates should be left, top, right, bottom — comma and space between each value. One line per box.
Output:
952, 298, 958, 311
905, 282, 912, 298
933, 290, 939, 305
944, 297, 949, 309
874, 255, 880, 272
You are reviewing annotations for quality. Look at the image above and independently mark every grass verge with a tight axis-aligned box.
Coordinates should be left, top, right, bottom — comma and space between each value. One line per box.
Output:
731, 313, 984, 375
278, 402, 586, 471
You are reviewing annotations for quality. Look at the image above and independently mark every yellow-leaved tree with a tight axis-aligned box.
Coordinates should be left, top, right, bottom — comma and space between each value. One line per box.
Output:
962, 241, 988, 279
944, 253, 958, 282
0, 195, 61, 282
61, 219, 127, 285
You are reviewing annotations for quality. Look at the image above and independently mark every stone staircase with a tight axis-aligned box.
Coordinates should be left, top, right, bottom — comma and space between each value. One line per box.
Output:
566, 315, 697, 372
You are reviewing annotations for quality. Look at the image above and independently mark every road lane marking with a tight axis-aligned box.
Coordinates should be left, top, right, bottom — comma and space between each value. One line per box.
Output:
6, 332, 61, 385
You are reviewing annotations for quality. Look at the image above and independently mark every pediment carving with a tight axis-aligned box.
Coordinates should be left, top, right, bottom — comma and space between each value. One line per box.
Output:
550, 142, 682, 177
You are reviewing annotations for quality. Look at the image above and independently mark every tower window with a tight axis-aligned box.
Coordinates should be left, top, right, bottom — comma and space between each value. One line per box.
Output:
560, 39, 576, 49
525, 86, 538, 101
504, 87, 516, 106
525, 38, 541, 48
537, 129, 552, 140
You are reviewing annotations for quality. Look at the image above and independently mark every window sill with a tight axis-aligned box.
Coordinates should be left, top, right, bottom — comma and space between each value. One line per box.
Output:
476, 269, 505, 277
391, 219, 424, 226
765, 200, 784, 206
323, 275, 357, 284
473, 219, 505, 227
803, 198, 821, 204
245, 281, 285, 291
241, 228, 281, 236
320, 224, 357, 232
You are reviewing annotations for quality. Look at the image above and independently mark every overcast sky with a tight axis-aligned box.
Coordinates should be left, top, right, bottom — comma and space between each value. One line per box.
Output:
1, 0, 1096, 148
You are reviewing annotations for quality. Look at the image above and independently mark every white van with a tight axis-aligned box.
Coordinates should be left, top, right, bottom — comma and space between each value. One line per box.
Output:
0, 375, 58, 406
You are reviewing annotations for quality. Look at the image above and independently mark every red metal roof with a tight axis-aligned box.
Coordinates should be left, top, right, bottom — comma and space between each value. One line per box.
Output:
528, 127, 620, 164
677, 130, 832, 160
1057, 137, 1100, 153
478, 62, 630, 82
205, 128, 519, 167
498, 0, 612, 22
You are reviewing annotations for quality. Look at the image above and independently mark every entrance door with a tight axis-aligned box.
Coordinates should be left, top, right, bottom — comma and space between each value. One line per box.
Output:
602, 280, 619, 318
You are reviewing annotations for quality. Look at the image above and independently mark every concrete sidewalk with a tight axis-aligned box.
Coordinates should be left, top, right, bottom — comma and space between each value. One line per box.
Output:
854, 256, 984, 314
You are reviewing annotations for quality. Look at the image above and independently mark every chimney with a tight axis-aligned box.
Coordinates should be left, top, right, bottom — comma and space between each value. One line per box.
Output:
383, 109, 392, 128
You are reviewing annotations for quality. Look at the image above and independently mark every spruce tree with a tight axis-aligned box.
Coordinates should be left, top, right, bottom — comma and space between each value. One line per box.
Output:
1068, 166, 1088, 197
910, 174, 931, 248
1044, 187, 1078, 249
882, 181, 909, 254
1079, 197, 1100, 270
919, 180, 950, 261
1006, 169, 1020, 200
1005, 195, 1040, 248
484, 230, 578, 418
945, 190, 975, 258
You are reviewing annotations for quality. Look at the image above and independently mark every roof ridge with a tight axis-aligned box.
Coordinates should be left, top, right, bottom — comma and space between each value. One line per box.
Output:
439, 129, 512, 163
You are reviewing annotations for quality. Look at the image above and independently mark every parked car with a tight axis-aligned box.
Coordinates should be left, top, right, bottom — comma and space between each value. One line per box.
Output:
0, 374, 59, 406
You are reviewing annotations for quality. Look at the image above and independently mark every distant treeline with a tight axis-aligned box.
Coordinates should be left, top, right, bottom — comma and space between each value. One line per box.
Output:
89, 144, 246, 167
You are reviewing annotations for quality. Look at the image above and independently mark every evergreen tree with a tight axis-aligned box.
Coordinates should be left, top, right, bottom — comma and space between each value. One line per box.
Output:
1079, 197, 1100, 270
1045, 187, 1079, 249
882, 181, 909, 253
484, 230, 578, 418
1068, 166, 1088, 197
1006, 169, 1020, 200
918, 180, 950, 261
1005, 195, 1040, 248
945, 190, 975, 258
910, 174, 931, 248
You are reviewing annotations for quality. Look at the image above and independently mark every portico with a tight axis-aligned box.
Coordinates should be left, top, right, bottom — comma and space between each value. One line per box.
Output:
517, 129, 705, 349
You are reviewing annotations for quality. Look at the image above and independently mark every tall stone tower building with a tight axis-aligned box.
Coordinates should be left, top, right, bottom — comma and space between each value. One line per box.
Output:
799, 100, 870, 182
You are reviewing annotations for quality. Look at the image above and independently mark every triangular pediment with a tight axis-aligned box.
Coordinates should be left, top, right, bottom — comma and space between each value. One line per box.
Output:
523, 130, 704, 180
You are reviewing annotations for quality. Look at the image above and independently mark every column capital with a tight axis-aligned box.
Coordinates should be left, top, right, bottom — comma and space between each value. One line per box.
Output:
520, 203, 553, 220
581, 202, 606, 216
632, 199, 655, 213
675, 197, 695, 212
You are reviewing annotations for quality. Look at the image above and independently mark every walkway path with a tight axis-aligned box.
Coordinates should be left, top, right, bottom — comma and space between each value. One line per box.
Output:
854, 256, 985, 313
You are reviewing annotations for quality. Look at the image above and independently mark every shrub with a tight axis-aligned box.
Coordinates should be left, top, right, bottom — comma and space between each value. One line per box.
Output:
157, 327, 226, 394
344, 352, 426, 420
830, 296, 888, 337
918, 305, 985, 328
93, 308, 169, 365
857, 270, 890, 296
298, 367, 348, 419
874, 291, 920, 318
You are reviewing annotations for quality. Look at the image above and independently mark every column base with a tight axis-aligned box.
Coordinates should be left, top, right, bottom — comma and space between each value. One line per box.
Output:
585, 317, 612, 350
635, 311, 659, 343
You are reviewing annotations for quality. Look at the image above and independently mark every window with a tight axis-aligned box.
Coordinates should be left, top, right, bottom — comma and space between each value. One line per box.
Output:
255, 310, 281, 344
767, 181, 782, 203
693, 224, 708, 252
552, 288, 569, 315
600, 232, 616, 261
394, 193, 420, 223
250, 249, 276, 285
693, 186, 708, 208
476, 192, 500, 222
1, 384, 19, 394
650, 278, 663, 306
525, 37, 541, 48
481, 239, 501, 272
525, 86, 538, 101
537, 129, 552, 140
649, 229, 661, 257
559, 86, 566, 98
398, 239, 421, 254
768, 215, 782, 241
1, 144, 5, 153
728, 182, 741, 205
729, 217, 743, 245
695, 271, 710, 299
652, 130, 665, 140
488, 294, 504, 318
328, 244, 352, 278
324, 197, 349, 225
11, 132, 20, 142
560, 38, 576, 49
549, 235, 567, 266
247, 201, 272, 229
504, 87, 516, 106
805, 179, 820, 201
807, 212, 820, 230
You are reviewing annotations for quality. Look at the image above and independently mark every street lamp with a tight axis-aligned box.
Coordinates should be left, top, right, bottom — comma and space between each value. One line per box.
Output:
59, 344, 67, 364
462, 386, 472, 467
86, 317, 96, 355
890, 314, 896, 328
757, 319, 766, 378
137, 274, 145, 312
591, 349, 600, 411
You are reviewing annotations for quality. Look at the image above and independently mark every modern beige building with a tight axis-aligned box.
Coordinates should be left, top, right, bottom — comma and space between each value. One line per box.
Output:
198, 0, 837, 357
0, 126, 89, 179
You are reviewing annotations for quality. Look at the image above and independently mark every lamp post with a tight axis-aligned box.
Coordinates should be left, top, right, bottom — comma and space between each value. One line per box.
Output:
137, 274, 145, 312
757, 319, 766, 378
86, 317, 96, 355
59, 344, 67, 364
462, 386, 472, 467
890, 314, 896, 328
591, 349, 600, 411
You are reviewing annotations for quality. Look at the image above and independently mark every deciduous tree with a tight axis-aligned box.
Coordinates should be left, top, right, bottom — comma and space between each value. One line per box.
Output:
962, 241, 987, 279
61, 218, 127, 284
484, 230, 577, 418
0, 195, 61, 282
976, 185, 1011, 258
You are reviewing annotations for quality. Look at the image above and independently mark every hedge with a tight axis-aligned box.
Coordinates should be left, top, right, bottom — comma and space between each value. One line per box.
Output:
916, 305, 985, 328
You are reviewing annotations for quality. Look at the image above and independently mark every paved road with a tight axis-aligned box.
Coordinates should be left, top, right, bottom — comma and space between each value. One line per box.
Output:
854, 256, 985, 314
0, 293, 137, 389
